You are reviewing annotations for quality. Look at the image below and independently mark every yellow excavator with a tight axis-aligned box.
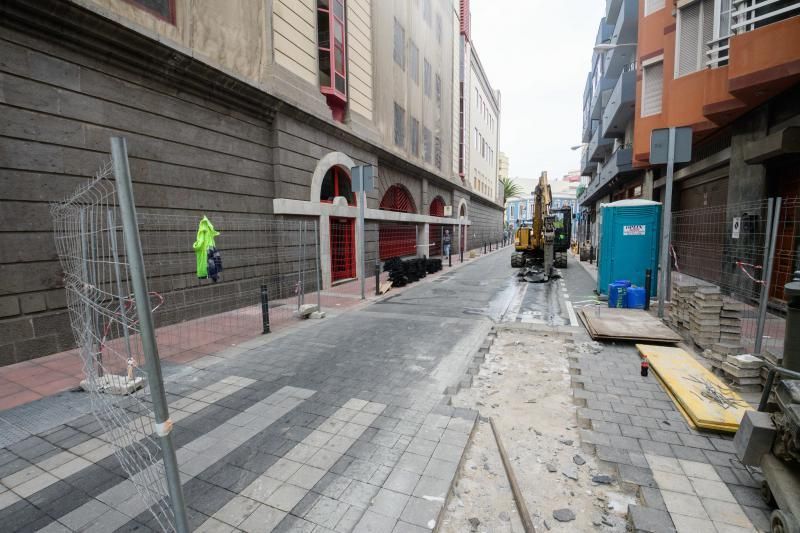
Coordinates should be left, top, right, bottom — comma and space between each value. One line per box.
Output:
510, 171, 565, 282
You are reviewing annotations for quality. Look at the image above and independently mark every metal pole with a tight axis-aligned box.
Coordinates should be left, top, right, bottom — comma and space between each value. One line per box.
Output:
358, 168, 366, 300
644, 269, 652, 311
374, 260, 380, 296
754, 198, 780, 354
260, 285, 271, 334
110, 137, 189, 533
299, 221, 306, 308
657, 127, 676, 319
314, 221, 321, 311
441, 225, 445, 260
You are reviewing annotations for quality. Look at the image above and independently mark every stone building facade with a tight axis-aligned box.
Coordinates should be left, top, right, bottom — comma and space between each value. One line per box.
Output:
0, 0, 504, 364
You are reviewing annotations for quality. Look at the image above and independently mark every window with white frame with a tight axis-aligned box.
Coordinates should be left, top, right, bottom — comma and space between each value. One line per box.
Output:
675, 0, 715, 77
641, 60, 663, 117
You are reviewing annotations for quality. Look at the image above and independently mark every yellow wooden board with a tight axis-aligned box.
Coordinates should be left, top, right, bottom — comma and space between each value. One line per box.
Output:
636, 344, 751, 432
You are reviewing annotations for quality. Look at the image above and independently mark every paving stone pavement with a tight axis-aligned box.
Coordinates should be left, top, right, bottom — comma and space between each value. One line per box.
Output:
0, 250, 517, 532
571, 344, 770, 532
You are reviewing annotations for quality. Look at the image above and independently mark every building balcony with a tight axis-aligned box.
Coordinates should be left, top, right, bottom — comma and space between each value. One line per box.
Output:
727, 9, 800, 101
590, 77, 615, 120
581, 147, 598, 175
601, 68, 636, 138
588, 127, 614, 162
598, 145, 633, 187
605, 0, 638, 79
606, 0, 622, 26
594, 18, 614, 47
582, 146, 634, 205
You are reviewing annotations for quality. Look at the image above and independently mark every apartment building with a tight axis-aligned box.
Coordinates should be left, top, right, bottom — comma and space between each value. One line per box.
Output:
577, 0, 649, 255
634, 0, 800, 209
0, 0, 503, 363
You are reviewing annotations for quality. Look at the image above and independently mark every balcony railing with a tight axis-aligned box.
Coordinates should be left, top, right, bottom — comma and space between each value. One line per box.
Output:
707, 0, 800, 68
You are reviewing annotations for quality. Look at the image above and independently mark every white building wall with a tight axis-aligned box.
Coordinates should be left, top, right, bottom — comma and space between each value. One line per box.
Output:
467, 54, 500, 202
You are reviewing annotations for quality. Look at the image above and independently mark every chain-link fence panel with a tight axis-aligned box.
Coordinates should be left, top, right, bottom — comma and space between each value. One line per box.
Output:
669, 198, 791, 356
51, 163, 179, 531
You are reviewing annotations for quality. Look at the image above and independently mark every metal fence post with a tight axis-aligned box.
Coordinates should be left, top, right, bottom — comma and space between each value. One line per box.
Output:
754, 197, 781, 354
110, 137, 190, 533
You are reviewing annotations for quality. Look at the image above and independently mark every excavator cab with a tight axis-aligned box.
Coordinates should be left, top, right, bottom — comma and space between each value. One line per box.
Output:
551, 207, 572, 268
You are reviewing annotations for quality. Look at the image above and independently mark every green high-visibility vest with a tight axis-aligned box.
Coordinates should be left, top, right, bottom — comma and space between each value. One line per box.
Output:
193, 216, 219, 279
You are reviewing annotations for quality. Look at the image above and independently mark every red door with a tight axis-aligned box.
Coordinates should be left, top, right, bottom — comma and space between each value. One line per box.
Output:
330, 218, 355, 282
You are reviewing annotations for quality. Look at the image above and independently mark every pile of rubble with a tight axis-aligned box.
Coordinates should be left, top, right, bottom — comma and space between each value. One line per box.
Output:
670, 275, 743, 350
703, 345, 764, 393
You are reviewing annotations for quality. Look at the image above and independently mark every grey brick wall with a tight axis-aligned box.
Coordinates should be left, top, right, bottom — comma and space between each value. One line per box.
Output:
0, 26, 503, 366
0, 29, 273, 365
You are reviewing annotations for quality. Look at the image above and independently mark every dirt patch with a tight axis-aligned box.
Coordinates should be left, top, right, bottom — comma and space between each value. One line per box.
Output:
440, 327, 632, 532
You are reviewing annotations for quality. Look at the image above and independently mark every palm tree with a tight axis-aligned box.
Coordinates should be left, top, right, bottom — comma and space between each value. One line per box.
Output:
500, 177, 523, 203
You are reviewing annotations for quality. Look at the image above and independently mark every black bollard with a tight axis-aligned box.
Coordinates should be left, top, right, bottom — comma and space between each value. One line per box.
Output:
374, 261, 380, 296
260, 284, 271, 334
484, 242, 487, 254
449, 249, 452, 267
644, 269, 652, 311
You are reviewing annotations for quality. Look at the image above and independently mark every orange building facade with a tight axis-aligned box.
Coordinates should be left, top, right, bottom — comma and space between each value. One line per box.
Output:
633, 0, 800, 210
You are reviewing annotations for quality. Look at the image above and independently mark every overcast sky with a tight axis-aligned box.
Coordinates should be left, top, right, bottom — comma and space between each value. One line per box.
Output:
470, 0, 605, 182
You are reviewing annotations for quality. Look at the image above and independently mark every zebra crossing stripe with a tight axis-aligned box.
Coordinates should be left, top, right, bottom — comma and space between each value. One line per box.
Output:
0, 376, 256, 510
38, 385, 315, 533
198, 397, 386, 532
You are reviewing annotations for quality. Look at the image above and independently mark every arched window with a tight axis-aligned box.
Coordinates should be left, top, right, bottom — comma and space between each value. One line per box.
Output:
379, 185, 417, 213
320, 166, 356, 205
429, 196, 445, 217
379, 184, 417, 259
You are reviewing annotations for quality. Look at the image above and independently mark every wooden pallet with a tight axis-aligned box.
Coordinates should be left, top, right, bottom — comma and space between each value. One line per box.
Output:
577, 307, 681, 343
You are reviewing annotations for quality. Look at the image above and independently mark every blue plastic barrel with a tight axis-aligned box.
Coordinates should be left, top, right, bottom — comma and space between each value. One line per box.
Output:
614, 279, 632, 287
608, 282, 628, 308
626, 286, 647, 309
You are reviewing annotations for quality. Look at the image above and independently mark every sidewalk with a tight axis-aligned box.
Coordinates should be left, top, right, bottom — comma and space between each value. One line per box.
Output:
563, 255, 769, 532
0, 246, 510, 532
0, 244, 509, 414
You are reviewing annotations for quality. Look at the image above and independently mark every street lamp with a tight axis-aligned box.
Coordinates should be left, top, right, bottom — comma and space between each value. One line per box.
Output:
593, 43, 636, 52
570, 144, 587, 151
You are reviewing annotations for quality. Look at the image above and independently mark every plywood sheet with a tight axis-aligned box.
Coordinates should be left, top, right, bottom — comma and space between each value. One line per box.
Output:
637, 344, 751, 432
578, 307, 681, 343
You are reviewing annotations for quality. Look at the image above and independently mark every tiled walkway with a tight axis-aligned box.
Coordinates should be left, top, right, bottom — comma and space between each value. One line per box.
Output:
0, 247, 498, 413
0, 247, 511, 532
571, 344, 769, 532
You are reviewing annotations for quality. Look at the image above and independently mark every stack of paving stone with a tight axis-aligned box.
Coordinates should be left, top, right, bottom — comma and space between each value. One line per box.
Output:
669, 275, 702, 334
688, 286, 723, 349
719, 298, 745, 345
718, 353, 764, 392
702, 342, 744, 371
